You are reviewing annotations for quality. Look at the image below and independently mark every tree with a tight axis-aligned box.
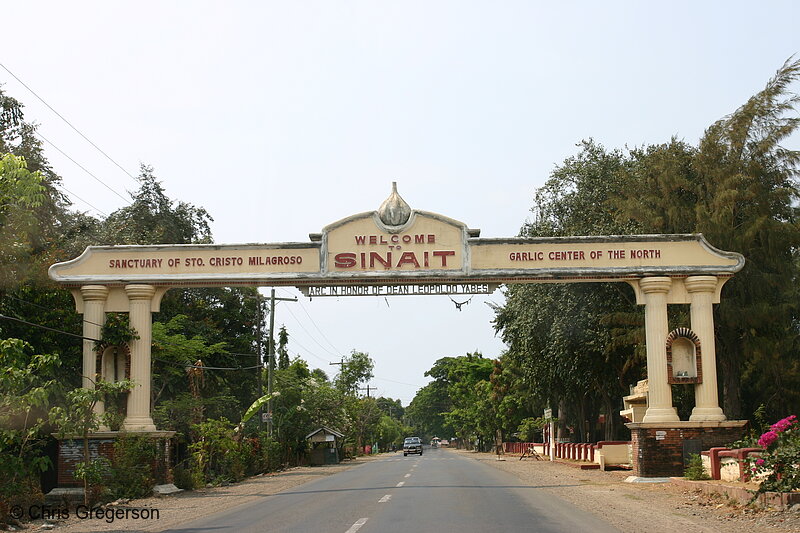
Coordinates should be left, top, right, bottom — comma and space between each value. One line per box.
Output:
613, 57, 800, 419
277, 326, 289, 370
0, 339, 60, 511
49, 378, 133, 505
101, 165, 212, 245
494, 140, 644, 441
334, 350, 374, 395
0, 153, 46, 288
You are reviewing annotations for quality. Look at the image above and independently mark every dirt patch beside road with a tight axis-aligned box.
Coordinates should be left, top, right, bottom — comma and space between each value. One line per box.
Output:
450, 449, 800, 533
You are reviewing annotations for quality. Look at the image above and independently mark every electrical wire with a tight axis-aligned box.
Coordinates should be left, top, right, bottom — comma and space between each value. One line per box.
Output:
279, 302, 342, 358
35, 131, 131, 204
0, 61, 140, 184
152, 357, 260, 371
0, 313, 262, 372
278, 288, 341, 354
54, 183, 108, 216
2, 295, 259, 358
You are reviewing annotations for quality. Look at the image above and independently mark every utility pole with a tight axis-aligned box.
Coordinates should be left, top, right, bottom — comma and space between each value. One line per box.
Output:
359, 384, 377, 398
266, 288, 297, 437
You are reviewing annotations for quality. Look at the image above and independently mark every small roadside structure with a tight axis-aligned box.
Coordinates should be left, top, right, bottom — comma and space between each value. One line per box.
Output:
306, 427, 344, 465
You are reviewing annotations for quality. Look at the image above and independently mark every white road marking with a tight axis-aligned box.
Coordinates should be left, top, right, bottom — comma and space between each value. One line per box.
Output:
345, 518, 368, 533
379, 494, 392, 503
404, 473, 411, 478
396, 481, 405, 487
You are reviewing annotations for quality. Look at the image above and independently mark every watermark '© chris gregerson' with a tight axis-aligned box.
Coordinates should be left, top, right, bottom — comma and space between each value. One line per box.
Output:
9, 504, 160, 524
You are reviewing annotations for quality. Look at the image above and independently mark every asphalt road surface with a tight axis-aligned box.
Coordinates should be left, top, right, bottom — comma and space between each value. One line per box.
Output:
166, 447, 619, 533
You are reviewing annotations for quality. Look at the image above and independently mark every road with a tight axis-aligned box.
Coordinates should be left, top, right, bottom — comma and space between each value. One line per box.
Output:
166, 447, 619, 533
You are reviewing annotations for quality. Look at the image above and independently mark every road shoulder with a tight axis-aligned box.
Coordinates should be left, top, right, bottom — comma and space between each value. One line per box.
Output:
447, 448, 800, 533
43, 455, 388, 532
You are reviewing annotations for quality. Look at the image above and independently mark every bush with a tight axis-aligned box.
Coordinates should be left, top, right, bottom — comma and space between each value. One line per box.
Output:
750, 414, 799, 495
684, 453, 709, 480
109, 434, 159, 499
75, 458, 111, 506
173, 462, 204, 490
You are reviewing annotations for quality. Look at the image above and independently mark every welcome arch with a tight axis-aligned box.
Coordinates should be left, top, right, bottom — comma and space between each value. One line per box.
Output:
50, 184, 744, 434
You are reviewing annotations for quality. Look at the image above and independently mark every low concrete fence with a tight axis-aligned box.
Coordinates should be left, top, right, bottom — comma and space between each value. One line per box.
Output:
503, 442, 547, 456
503, 440, 631, 470
700, 447, 763, 482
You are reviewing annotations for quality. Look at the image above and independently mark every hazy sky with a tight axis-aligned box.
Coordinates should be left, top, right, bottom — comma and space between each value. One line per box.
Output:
3, 1, 798, 404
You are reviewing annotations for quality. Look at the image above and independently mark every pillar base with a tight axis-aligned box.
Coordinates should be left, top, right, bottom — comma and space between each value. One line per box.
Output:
689, 406, 726, 422
627, 421, 747, 477
122, 416, 157, 432
642, 407, 680, 423
53, 431, 175, 487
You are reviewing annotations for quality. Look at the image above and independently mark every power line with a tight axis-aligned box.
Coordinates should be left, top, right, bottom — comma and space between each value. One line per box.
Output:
0, 313, 97, 341
35, 131, 131, 204
153, 357, 260, 371
372, 376, 424, 388
3, 295, 258, 358
279, 288, 341, 354
55, 183, 108, 216
0, 312, 260, 372
280, 301, 341, 358
0, 61, 139, 184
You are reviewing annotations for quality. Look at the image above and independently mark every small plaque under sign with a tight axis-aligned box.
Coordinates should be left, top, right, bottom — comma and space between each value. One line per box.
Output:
655, 430, 667, 441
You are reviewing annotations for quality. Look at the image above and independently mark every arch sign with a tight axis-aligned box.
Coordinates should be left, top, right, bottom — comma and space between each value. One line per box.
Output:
50, 184, 744, 432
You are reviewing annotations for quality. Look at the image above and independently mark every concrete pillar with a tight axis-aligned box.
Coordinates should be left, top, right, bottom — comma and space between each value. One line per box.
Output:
640, 277, 680, 423
80, 285, 108, 424
687, 276, 727, 422
123, 284, 157, 431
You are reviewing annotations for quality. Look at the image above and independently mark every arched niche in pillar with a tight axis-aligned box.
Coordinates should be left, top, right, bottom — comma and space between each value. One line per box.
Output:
98, 345, 131, 383
666, 327, 702, 384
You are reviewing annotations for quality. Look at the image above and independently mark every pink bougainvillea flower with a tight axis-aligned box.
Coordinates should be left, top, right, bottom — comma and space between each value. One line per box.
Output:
770, 414, 797, 433
756, 458, 765, 466
758, 430, 779, 448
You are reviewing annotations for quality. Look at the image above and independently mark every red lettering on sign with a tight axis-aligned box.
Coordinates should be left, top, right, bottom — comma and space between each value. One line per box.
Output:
355, 235, 366, 245
432, 250, 455, 266
396, 251, 420, 268
335, 252, 357, 268
370, 251, 392, 269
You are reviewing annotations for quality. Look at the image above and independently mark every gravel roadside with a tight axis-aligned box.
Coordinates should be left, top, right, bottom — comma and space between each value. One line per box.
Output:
450, 448, 800, 533
26, 455, 387, 533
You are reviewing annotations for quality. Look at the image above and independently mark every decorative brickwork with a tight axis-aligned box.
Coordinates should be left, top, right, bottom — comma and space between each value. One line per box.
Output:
666, 327, 702, 384
627, 421, 747, 477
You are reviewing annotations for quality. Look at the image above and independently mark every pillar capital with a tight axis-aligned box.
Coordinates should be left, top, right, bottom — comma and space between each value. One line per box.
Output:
685, 275, 718, 294
125, 284, 156, 301
639, 277, 672, 294
80, 285, 109, 302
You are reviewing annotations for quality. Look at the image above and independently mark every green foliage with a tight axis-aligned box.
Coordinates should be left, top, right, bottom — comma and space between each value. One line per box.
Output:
0, 153, 47, 288
409, 353, 502, 450
334, 350, 374, 395
101, 165, 212, 245
277, 325, 289, 370
49, 379, 134, 505
684, 454, 710, 480
74, 458, 111, 506
96, 313, 139, 350
190, 417, 241, 484
0, 339, 60, 506
517, 416, 556, 442
108, 434, 159, 499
